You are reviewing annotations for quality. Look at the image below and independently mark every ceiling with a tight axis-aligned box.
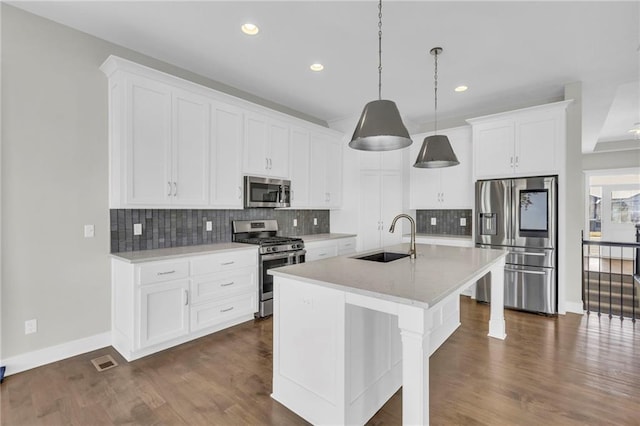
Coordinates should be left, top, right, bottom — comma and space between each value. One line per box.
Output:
10, 1, 640, 153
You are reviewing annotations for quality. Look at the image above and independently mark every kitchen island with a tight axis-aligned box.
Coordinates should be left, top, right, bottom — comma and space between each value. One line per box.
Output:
269, 243, 507, 425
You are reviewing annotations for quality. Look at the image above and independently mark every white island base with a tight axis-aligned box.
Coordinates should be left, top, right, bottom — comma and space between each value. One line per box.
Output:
270, 244, 506, 425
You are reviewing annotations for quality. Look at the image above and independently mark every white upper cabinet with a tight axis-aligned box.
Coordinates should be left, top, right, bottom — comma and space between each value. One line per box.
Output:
289, 127, 312, 207
210, 102, 244, 208
409, 126, 473, 209
118, 76, 210, 207
467, 101, 571, 180
123, 75, 173, 206
172, 89, 210, 206
101, 56, 340, 209
310, 132, 343, 208
243, 112, 290, 179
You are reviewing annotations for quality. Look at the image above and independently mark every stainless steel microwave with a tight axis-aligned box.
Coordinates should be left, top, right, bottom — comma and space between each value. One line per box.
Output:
244, 176, 291, 208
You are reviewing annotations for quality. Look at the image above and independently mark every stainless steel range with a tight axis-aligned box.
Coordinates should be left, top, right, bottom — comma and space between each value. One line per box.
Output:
232, 219, 305, 318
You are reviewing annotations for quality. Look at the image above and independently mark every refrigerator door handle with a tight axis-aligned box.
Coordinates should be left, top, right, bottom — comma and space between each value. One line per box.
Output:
504, 267, 547, 275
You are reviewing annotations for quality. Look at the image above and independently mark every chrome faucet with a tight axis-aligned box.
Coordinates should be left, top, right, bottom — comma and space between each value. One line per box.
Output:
389, 214, 416, 259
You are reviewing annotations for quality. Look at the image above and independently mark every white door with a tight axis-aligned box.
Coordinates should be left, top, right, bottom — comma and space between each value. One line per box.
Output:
326, 136, 343, 208
124, 76, 172, 205
290, 128, 311, 207
172, 90, 210, 205
516, 115, 558, 176
211, 103, 243, 207
439, 126, 473, 208
473, 121, 514, 178
381, 171, 404, 247
600, 184, 640, 259
310, 133, 329, 206
268, 120, 290, 178
243, 113, 269, 175
360, 171, 382, 251
139, 280, 190, 349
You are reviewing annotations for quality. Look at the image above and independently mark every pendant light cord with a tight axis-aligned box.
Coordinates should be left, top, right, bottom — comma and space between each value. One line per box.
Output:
378, 0, 382, 100
434, 49, 438, 135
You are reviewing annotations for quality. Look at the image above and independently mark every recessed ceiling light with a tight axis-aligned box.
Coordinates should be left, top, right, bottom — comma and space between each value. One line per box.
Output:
454, 85, 468, 92
241, 23, 259, 36
310, 63, 324, 72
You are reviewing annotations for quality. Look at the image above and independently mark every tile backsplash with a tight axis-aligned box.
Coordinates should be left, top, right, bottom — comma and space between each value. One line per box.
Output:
110, 209, 330, 253
416, 209, 472, 236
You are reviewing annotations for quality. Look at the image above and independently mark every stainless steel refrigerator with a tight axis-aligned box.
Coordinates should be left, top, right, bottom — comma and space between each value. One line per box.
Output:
475, 176, 558, 314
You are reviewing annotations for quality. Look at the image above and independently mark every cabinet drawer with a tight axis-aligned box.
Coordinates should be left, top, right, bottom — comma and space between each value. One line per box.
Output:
190, 292, 257, 332
190, 267, 256, 304
138, 261, 189, 285
191, 249, 257, 276
337, 238, 356, 255
306, 245, 338, 262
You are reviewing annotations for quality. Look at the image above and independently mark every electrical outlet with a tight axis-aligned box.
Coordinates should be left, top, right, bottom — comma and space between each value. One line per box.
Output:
84, 224, 95, 238
431, 217, 437, 226
206, 221, 213, 231
25, 319, 37, 335
293, 219, 298, 227
313, 218, 318, 226
133, 223, 143, 236
460, 218, 467, 227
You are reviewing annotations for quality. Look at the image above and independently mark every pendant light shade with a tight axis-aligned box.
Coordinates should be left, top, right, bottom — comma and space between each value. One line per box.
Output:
349, 0, 412, 152
413, 47, 459, 168
349, 100, 412, 151
413, 134, 459, 168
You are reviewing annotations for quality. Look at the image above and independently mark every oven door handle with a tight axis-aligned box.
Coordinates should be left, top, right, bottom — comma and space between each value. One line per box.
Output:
504, 267, 547, 275
262, 250, 306, 261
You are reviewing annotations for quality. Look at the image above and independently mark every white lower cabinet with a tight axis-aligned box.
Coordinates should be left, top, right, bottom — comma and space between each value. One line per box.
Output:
111, 247, 258, 361
304, 237, 356, 262
139, 279, 190, 348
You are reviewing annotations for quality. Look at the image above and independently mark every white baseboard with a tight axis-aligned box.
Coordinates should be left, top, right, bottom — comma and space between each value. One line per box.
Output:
1, 332, 111, 377
564, 301, 585, 315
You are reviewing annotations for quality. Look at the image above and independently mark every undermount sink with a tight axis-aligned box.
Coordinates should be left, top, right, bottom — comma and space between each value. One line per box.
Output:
355, 251, 410, 263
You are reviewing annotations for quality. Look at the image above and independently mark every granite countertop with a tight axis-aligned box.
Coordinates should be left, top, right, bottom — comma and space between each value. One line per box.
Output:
269, 243, 506, 309
298, 233, 357, 242
110, 242, 257, 263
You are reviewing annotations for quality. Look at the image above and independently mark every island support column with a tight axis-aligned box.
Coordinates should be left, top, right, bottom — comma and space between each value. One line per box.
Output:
488, 256, 507, 340
398, 304, 432, 425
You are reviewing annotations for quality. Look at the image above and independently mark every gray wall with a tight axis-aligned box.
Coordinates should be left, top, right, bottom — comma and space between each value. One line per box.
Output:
0, 5, 324, 359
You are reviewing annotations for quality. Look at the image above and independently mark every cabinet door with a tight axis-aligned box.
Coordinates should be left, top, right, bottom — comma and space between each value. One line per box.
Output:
172, 90, 210, 205
139, 280, 189, 349
211, 103, 243, 207
326, 136, 343, 208
359, 171, 382, 251
290, 127, 311, 207
440, 126, 473, 208
124, 76, 172, 205
516, 115, 558, 175
473, 121, 514, 178
268, 120, 290, 178
310, 133, 329, 206
381, 171, 404, 247
243, 113, 269, 175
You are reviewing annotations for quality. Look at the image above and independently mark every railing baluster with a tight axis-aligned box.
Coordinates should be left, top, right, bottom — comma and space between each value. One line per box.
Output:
582, 237, 640, 322
620, 246, 624, 321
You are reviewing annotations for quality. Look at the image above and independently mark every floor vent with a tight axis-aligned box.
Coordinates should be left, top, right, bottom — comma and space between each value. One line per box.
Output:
90, 355, 118, 372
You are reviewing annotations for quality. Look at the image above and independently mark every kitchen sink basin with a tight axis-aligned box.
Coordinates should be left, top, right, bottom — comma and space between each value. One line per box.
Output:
355, 251, 410, 263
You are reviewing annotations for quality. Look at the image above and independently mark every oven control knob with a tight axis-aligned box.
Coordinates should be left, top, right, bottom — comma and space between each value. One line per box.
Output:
271, 246, 278, 252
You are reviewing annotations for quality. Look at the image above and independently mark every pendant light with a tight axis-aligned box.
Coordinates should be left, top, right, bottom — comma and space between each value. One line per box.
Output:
413, 47, 459, 168
349, 0, 412, 151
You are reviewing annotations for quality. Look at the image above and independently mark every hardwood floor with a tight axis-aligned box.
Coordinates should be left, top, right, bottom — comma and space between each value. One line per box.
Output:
2, 297, 639, 425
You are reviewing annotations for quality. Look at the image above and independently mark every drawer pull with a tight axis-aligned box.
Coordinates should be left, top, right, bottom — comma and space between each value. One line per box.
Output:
318, 253, 326, 257
220, 281, 235, 287
157, 270, 176, 276
221, 261, 235, 266
221, 306, 234, 313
